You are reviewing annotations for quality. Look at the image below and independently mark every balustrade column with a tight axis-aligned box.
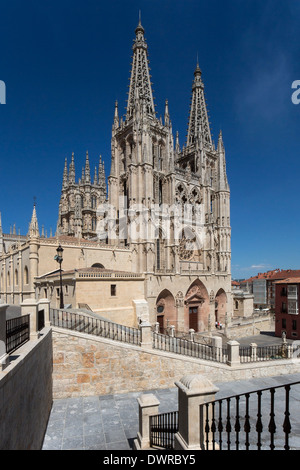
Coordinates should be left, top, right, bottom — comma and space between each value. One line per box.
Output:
227, 340, 240, 366
134, 394, 160, 449
189, 329, 195, 341
139, 320, 153, 349
174, 374, 219, 450
212, 336, 222, 361
250, 342, 257, 361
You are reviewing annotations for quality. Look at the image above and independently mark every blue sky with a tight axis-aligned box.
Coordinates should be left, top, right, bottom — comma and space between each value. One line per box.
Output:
0, 0, 299, 279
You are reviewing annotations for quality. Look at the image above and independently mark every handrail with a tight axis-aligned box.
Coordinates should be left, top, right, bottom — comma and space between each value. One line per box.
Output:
152, 332, 228, 363
50, 308, 141, 346
6, 315, 30, 354
204, 380, 300, 450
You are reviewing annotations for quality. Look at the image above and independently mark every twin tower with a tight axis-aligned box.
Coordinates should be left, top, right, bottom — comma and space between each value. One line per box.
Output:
57, 19, 231, 280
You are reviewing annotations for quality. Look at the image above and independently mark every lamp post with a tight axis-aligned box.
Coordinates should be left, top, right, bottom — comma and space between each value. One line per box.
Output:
54, 244, 64, 309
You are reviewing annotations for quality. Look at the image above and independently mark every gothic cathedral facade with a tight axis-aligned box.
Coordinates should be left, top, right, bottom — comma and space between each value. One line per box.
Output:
3, 20, 232, 333
63, 20, 231, 332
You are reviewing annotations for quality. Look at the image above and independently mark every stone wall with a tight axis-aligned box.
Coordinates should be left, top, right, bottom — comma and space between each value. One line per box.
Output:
0, 328, 53, 450
226, 313, 274, 339
52, 327, 300, 399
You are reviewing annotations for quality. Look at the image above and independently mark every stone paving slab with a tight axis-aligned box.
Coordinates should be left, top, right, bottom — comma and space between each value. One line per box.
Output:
42, 373, 300, 451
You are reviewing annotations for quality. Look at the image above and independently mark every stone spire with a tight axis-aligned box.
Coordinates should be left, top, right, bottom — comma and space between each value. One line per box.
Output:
114, 100, 119, 128
175, 131, 180, 154
69, 152, 75, 184
85, 151, 91, 183
126, 18, 155, 119
28, 203, 39, 238
164, 99, 170, 126
62, 157, 68, 188
93, 166, 98, 185
217, 130, 229, 191
98, 155, 106, 189
186, 62, 212, 149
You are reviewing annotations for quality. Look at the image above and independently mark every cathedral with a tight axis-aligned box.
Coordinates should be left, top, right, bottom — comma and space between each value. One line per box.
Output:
0, 20, 231, 333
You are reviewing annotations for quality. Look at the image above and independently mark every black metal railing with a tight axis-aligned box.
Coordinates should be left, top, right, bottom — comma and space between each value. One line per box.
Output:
153, 332, 227, 363
204, 380, 300, 450
50, 308, 141, 345
150, 411, 178, 449
6, 315, 30, 354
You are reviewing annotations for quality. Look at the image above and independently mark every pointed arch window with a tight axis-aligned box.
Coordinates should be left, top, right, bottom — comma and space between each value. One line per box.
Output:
159, 180, 163, 205
24, 266, 29, 285
158, 146, 162, 170
156, 238, 161, 270
156, 229, 165, 271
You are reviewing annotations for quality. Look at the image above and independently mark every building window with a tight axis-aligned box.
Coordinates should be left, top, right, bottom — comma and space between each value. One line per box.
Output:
44, 288, 47, 298
15, 269, 18, 285
7, 271, 10, 286
281, 302, 287, 313
282, 318, 286, 329
159, 180, 163, 205
281, 287, 287, 296
24, 266, 29, 285
158, 145, 162, 170
292, 320, 297, 330
111, 284, 116, 296
156, 239, 161, 270
235, 300, 239, 309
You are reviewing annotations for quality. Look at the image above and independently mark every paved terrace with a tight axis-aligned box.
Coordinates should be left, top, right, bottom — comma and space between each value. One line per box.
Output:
42, 372, 300, 451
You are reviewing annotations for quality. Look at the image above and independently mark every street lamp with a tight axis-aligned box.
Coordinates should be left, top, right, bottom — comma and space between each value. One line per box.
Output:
54, 244, 64, 309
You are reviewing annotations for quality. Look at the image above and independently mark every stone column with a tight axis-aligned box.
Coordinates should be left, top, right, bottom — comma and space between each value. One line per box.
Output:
38, 298, 51, 328
169, 325, 175, 337
0, 303, 10, 370
139, 320, 153, 349
21, 298, 39, 340
174, 374, 219, 450
189, 328, 195, 341
227, 340, 240, 366
212, 335, 223, 361
134, 393, 160, 450
250, 342, 257, 361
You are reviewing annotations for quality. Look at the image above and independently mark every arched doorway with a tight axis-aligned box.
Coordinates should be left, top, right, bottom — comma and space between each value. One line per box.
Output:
184, 280, 209, 332
215, 289, 227, 326
156, 289, 176, 333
